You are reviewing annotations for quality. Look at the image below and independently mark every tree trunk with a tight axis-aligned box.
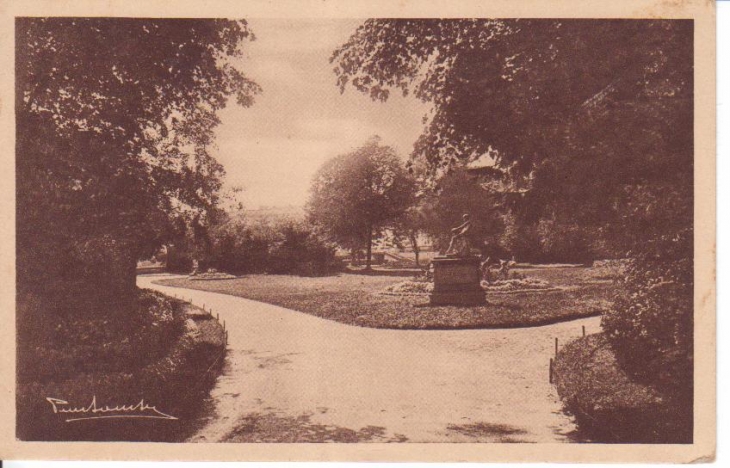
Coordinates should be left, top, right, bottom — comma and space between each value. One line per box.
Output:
365, 226, 373, 270
410, 232, 420, 267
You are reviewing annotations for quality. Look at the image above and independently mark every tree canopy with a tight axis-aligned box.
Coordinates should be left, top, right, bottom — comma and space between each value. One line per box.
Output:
417, 168, 505, 256
331, 19, 693, 255
17, 18, 261, 311
307, 137, 416, 269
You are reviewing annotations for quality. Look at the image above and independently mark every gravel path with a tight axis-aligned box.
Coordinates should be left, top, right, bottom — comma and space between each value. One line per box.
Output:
138, 274, 600, 443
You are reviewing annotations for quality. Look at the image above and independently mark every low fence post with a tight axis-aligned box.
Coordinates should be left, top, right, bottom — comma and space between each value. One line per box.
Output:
554, 337, 558, 358
549, 358, 554, 384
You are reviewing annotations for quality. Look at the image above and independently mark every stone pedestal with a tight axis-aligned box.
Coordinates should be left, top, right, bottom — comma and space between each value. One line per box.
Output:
429, 256, 486, 306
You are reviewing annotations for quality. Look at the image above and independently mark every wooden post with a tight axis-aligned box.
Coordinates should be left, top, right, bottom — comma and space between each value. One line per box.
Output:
216, 312, 219, 320
554, 337, 558, 358
582, 325, 586, 337
223, 320, 226, 331
549, 358, 554, 384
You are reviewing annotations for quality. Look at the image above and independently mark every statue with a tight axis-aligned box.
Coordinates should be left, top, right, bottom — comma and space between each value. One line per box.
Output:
445, 213, 473, 257
430, 213, 486, 305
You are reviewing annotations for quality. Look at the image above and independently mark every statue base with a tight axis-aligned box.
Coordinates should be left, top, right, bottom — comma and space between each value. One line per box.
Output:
429, 256, 486, 306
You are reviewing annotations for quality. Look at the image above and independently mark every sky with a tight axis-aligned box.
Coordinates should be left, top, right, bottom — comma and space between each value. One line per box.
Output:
212, 19, 431, 209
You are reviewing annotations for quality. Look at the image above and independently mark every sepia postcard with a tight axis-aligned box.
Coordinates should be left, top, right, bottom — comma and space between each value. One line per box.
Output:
0, 0, 716, 463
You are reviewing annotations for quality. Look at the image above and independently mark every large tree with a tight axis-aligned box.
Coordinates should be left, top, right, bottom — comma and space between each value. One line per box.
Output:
307, 137, 416, 269
331, 19, 692, 256
17, 18, 261, 316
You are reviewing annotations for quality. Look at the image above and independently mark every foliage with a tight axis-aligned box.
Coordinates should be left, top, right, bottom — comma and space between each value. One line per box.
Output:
555, 334, 692, 443
17, 289, 185, 383
331, 19, 693, 259
267, 220, 342, 276
333, 20, 694, 394
307, 137, 417, 268
17, 295, 226, 441
206, 214, 341, 276
601, 227, 693, 395
418, 168, 505, 255
16, 18, 260, 315
536, 216, 599, 264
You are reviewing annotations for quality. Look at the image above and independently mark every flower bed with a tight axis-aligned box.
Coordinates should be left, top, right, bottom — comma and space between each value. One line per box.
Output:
482, 278, 552, 292
382, 279, 433, 295
189, 271, 237, 281
382, 278, 554, 296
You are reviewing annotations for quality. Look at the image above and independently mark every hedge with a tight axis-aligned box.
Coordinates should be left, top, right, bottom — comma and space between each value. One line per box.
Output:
554, 333, 692, 443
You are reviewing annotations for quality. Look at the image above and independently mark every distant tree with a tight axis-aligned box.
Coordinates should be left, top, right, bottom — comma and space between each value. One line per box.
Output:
16, 18, 261, 316
307, 137, 417, 269
391, 205, 427, 267
418, 168, 505, 257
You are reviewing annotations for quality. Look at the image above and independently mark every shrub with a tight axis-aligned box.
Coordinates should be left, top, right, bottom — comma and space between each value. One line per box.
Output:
601, 227, 693, 396
268, 221, 342, 276
555, 334, 692, 443
207, 216, 341, 276
537, 218, 598, 264
17, 289, 185, 383
17, 301, 226, 441
166, 243, 195, 273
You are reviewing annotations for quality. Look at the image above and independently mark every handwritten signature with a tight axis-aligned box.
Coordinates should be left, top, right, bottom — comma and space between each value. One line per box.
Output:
46, 396, 178, 422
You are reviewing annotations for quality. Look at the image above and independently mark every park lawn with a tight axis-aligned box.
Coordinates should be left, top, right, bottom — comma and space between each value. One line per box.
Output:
157, 266, 614, 329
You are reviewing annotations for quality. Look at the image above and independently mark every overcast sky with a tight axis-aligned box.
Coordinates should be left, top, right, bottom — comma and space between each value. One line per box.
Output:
213, 18, 430, 209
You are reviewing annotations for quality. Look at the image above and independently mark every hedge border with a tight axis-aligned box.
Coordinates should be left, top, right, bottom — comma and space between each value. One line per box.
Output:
554, 333, 692, 443
16, 295, 226, 442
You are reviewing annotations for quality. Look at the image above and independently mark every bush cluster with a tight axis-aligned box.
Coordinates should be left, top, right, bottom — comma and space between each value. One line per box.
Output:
17, 289, 185, 383
203, 217, 342, 276
554, 334, 692, 443
601, 227, 693, 396
17, 298, 226, 441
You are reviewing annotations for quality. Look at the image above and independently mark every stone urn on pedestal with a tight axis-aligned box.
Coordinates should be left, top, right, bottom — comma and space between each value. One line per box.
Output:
429, 214, 486, 306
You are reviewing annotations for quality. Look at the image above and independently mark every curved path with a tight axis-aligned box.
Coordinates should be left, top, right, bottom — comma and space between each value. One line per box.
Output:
138, 274, 600, 443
